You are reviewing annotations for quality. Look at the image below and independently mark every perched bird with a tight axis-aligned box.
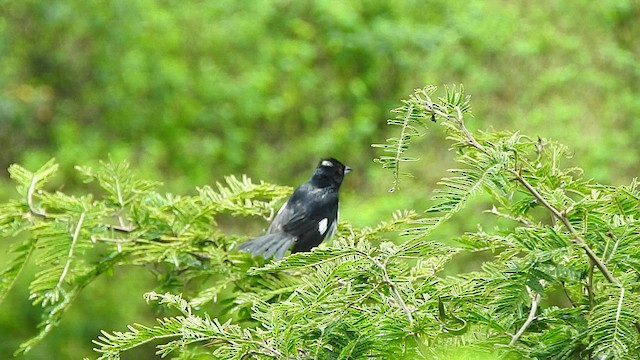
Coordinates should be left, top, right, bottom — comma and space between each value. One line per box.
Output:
237, 158, 351, 260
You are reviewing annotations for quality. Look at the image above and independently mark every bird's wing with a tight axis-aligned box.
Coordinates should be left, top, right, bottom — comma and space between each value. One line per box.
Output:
267, 184, 331, 232
282, 210, 326, 236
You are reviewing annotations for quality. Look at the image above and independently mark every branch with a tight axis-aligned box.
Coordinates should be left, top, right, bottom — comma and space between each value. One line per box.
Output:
512, 170, 618, 285
383, 266, 414, 327
509, 286, 541, 346
456, 115, 483, 151
353, 249, 414, 326
363, 252, 414, 326
365, 253, 432, 357
451, 112, 618, 285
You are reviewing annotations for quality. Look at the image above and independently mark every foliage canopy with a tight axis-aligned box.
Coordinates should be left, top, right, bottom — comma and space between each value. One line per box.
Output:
1, 86, 639, 359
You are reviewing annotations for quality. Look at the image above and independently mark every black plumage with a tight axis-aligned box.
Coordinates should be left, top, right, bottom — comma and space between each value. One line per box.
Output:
237, 158, 350, 260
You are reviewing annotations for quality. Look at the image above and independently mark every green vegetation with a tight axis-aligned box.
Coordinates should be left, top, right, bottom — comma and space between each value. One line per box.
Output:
2, 86, 640, 359
1, 0, 639, 358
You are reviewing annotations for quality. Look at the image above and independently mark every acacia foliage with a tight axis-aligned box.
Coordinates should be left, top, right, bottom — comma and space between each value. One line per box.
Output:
1, 86, 639, 359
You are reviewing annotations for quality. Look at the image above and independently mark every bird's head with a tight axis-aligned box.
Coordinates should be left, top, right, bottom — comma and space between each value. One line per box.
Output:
311, 158, 351, 188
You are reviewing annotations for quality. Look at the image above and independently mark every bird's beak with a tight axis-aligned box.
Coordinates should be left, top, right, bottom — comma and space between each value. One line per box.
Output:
345, 166, 352, 174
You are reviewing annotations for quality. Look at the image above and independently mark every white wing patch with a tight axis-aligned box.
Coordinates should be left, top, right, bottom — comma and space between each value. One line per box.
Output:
318, 218, 329, 235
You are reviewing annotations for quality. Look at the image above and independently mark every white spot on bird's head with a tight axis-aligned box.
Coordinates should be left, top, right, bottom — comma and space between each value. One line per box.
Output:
321, 160, 333, 167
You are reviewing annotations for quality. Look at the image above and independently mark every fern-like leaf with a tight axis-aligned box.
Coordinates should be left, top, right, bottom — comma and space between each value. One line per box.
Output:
76, 159, 161, 208
400, 151, 509, 255
372, 85, 472, 191
94, 292, 275, 360
0, 236, 36, 303
17, 252, 125, 355
588, 286, 639, 359
372, 86, 438, 191
198, 174, 290, 218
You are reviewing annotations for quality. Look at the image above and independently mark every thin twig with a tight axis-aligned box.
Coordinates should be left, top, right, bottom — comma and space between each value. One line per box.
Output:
485, 205, 533, 226
604, 231, 620, 264
354, 250, 414, 326
457, 117, 483, 151
114, 176, 135, 232
57, 212, 86, 289
115, 176, 124, 207
90, 236, 132, 244
560, 281, 577, 308
614, 287, 624, 326
27, 175, 46, 217
510, 287, 541, 346
375, 257, 413, 326
384, 272, 414, 327
587, 263, 595, 310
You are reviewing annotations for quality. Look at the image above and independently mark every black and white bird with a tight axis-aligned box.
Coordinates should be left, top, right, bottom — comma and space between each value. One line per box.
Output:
237, 158, 350, 260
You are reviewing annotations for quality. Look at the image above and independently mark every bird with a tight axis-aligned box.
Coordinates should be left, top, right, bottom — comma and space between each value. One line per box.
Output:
237, 158, 351, 260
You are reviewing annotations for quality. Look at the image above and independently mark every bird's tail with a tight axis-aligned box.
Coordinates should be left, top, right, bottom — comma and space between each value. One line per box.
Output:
237, 233, 296, 260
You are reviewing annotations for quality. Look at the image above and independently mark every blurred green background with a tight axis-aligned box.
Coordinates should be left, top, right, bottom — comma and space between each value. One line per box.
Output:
1, 0, 639, 358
